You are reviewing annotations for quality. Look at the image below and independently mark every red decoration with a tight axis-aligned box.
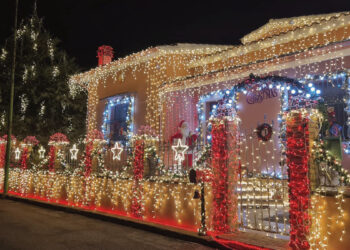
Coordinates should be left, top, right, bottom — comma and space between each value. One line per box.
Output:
211, 120, 230, 232
86, 129, 104, 141
2, 134, 17, 142
20, 147, 29, 169
48, 146, 56, 172
0, 143, 5, 168
97, 45, 114, 66
48, 133, 69, 145
256, 123, 273, 141
23, 136, 39, 146
170, 120, 197, 168
84, 142, 93, 177
286, 112, 310, 249
131, 139, 144, 217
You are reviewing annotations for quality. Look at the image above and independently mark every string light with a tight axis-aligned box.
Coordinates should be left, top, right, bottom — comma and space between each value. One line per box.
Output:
111, 142, 123, 160
70, 144, 79, 160
171, 139, 189, 166
38, 146, 45, 159
0, 11, 349, 249
14, 147, 21, 160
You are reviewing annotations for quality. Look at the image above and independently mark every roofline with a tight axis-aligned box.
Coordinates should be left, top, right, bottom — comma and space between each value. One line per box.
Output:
69, 43, 233, 86
241, 11, 350, 45
159, 40, 350, 95
188, 12, 350, 68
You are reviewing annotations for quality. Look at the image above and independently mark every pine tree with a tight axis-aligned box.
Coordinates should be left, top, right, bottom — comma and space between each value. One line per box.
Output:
0, 8, 87, 143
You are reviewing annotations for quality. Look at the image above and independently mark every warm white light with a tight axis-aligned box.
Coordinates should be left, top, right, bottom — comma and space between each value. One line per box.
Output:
111, 142, 123, 160
171, 139, 189, 166
15, 147, 21, 160
38, 146, 45, 159
70, 144, 79, 160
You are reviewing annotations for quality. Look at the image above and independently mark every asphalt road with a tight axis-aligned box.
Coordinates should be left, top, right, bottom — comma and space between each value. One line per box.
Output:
0, 199, 214, 250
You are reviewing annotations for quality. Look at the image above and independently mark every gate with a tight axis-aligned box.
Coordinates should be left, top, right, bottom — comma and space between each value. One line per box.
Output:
237, 120, 290, 236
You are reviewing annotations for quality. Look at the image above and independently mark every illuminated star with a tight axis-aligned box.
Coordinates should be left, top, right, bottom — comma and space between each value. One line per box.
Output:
70, 144, 79, 160
172, 139, 189, 166
15, 147, 21, 160
38, 146, 46, 159
111, 142, 123, 160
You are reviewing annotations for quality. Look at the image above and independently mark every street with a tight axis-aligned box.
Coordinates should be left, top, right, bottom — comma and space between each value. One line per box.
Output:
0, 199, 213, 250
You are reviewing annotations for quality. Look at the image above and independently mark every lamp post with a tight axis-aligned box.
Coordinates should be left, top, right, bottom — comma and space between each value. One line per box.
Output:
3, 0, 19, 196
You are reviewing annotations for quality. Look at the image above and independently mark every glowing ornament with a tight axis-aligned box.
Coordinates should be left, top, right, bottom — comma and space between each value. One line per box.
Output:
38, 146, 46, 159
111, 142, 123, 160
171, 139, 189, 166
70, 144, 79, 160
15, 147, 21, 160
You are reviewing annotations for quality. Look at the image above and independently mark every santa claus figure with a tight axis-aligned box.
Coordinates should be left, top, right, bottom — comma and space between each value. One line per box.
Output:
170, 120, 198, 169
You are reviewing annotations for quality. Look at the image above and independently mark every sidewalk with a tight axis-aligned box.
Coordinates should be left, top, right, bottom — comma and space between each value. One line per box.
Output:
4, 194, 288, 250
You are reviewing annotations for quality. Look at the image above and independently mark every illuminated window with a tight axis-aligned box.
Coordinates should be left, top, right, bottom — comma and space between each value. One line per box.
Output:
101, 94, 134, 144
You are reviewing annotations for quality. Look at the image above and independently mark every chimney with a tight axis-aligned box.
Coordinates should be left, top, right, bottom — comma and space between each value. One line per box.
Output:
97, 45, 114, 66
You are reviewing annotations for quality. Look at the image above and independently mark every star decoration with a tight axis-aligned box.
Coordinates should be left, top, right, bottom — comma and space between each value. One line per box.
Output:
111, 142, 123, 160
70, 144, 79, 160
171, 139, 189, 166
15, 147, 21, 160
38, 146, 46, 159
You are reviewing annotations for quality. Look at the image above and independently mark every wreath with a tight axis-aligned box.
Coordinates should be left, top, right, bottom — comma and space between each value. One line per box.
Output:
256, 123, 273, 141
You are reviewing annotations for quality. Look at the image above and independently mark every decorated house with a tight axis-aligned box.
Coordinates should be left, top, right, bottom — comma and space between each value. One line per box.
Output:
71, 11, 350, 248
2, 11, 350, 250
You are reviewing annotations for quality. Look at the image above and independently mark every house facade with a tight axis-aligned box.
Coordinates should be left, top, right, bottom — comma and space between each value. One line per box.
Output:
68, 12, 350, 249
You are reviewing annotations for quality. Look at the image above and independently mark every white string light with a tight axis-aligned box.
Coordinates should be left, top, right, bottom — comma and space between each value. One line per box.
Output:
111, 142, 123, 160
69, 144, 79, 160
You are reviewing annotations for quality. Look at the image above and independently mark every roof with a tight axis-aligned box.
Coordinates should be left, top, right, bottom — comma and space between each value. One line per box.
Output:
189, 11, 350, 68
69, 43, 233, 87
241, 12, 350, 44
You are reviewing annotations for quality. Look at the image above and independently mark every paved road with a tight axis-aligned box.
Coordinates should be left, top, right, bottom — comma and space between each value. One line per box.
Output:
0, 199, 214, 250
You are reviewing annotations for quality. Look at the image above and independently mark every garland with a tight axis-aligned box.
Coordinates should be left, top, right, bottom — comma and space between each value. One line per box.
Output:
211, 119, 229, 232
20, 147, 29, 169
48, 146, 55, 172
0, 143, 5, 168
131, 139, 144, 217
286, 111, 310, 249
313, 140, 350, 185
84, 142, 93, 177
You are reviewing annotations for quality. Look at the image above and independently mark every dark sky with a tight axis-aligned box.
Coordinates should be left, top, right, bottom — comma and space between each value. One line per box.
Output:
0, 0, 349, 71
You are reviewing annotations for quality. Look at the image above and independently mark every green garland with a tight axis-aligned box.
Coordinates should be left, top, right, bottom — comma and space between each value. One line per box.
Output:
313, 140, 350, 185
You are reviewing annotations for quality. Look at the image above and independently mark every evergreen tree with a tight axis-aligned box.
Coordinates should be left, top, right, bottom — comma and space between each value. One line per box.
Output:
0, 8, 86, 143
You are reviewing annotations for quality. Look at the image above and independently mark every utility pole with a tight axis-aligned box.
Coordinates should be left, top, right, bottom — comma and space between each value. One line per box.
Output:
3, 0, 19, 196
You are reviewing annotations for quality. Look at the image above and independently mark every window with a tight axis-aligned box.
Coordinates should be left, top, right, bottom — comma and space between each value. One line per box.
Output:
101, 94, 134, 144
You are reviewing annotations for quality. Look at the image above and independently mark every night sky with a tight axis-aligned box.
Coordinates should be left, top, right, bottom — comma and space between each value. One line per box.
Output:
0, 0, 349, 71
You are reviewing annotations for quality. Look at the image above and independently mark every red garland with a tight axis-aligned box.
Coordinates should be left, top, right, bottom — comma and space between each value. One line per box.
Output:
131, 140, 144, 217
84, 142, 93, 177
48, 146, 56, 172
286, 112, 310, 249
133, 140, 144, 180
211, 121, 230, 233
20, 147, 29, 170
0, 144, 5, 168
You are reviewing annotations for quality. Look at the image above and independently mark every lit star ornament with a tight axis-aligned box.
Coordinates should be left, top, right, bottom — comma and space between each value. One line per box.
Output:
172, 139, 189, 166
111, 142, 123, 160
38, 146, 46, 159
15, 147, 21, 160
70, 144, 79, 160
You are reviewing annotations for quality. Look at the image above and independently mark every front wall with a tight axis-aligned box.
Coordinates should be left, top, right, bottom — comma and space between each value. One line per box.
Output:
96, 66, 148, 134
